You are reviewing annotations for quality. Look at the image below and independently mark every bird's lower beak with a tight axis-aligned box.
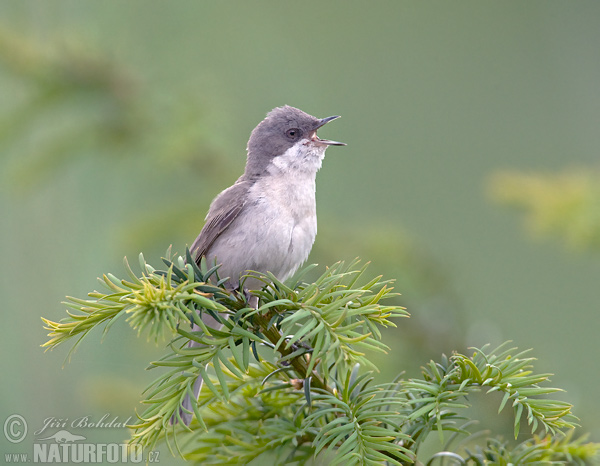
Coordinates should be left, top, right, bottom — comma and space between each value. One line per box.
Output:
313, 115, 346, 146
313, 137, 346, 146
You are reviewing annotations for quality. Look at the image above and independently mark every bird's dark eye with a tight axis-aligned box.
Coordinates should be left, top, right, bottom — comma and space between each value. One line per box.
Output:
285, 128, 302, 139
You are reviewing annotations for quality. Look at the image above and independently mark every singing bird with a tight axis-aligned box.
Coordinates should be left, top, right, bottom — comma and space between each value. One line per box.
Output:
175, 105, 345, 425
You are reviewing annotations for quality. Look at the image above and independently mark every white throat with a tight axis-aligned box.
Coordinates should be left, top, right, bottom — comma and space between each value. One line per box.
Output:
267, 140, 326, 176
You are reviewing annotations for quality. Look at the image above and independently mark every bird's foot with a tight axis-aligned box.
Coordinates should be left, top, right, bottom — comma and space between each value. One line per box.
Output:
290, 340, 313, 352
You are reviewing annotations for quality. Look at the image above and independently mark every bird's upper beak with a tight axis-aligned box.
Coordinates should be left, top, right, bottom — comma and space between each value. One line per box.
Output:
312, 115, 346, 146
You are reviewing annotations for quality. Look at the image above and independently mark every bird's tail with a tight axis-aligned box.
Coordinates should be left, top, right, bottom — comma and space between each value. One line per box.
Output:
171, 360, 204, 426
171, 314, 223, 426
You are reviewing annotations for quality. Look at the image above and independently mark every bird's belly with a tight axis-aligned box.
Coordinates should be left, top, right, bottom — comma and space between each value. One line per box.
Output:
206, 196, 316, 289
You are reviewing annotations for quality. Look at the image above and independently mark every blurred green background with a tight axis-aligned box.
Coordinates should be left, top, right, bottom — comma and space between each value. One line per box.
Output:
1, 1, 599, 462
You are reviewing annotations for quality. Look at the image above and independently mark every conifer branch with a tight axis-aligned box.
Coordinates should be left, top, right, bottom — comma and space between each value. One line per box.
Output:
42, 252, 599, 464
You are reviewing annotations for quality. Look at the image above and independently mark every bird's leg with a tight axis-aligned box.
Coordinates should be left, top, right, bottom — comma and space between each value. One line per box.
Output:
243, 288, 259, 310
171, 296, 223, 426
243, 287, 312, 354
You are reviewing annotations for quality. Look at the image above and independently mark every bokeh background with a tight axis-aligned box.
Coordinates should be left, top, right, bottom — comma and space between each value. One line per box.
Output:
1, 1, 599, 463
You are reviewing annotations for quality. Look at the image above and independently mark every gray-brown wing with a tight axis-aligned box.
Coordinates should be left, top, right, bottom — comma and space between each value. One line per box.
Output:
190, 180, 251, 265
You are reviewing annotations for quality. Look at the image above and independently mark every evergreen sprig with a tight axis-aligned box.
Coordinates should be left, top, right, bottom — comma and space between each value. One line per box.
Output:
461, 431, 599, 465
399, 343, 578, 456
42, 253, 599, 464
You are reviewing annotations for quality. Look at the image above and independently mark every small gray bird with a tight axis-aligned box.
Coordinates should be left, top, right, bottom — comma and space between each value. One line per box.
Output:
175, 105, 345, 425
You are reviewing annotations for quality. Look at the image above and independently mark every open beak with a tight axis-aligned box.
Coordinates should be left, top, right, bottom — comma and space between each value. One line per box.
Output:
312, 115, 346, 146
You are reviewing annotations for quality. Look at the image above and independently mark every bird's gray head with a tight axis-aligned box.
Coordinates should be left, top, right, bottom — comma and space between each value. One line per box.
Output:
244, 105, 345, 177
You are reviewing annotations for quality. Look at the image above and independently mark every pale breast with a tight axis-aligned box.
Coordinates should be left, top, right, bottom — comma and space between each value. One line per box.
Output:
206, 171, 318, 288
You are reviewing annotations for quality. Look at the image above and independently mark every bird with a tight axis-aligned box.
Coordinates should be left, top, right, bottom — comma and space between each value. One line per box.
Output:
174, 105, 345, 425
